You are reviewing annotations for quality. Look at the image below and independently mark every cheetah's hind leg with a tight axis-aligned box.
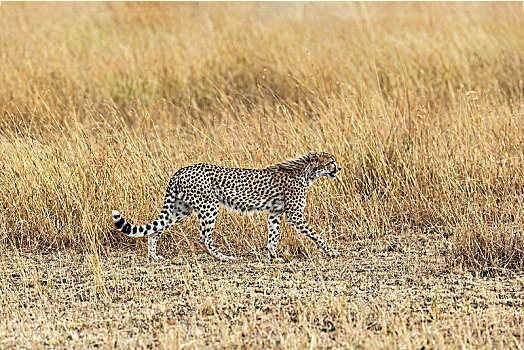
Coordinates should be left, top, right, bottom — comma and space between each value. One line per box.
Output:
148, 199, 193, 261
196, 205, 236, 261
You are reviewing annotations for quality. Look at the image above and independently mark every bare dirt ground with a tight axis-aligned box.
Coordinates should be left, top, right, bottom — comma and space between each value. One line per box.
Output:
1, 234, 522, 349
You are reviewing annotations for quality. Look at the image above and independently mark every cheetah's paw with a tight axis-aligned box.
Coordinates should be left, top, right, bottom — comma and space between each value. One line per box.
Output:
149, 255, 165, 262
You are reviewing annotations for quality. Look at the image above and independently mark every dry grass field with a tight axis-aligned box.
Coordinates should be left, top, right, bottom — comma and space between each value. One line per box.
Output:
0, 2, 523, 349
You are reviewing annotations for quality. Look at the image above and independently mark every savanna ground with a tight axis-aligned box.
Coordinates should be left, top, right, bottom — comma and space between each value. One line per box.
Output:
0, 2, 523, 349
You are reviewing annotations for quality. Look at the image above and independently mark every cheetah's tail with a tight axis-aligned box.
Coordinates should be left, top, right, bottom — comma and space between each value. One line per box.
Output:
112, 207, 171, 238
112, 177, 181, 238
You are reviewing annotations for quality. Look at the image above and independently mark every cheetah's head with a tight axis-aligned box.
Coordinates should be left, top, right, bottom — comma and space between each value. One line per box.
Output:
306, 151, 341, 181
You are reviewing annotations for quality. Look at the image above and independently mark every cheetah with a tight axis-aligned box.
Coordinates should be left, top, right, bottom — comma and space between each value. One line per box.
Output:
112, 151, 341, 262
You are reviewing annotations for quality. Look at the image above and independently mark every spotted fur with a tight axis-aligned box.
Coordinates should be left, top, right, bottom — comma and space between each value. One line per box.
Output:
112, 151, 341, 261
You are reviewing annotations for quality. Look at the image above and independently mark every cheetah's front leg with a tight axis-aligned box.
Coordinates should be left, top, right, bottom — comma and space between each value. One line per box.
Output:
266, 213, 284, 262
285, 212, 340, 258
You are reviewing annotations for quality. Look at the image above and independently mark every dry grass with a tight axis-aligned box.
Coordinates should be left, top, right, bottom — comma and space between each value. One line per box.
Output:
0, 2, 523, 348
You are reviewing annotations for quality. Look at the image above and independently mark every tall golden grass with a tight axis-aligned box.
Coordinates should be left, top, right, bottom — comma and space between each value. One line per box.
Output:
0, 3, 522, 269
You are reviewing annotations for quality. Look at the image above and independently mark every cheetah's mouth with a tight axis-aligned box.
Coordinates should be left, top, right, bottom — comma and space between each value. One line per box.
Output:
327, 172, 338, 180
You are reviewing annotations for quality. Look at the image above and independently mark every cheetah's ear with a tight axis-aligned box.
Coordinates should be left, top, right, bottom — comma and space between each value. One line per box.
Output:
307, 151, 318, 160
